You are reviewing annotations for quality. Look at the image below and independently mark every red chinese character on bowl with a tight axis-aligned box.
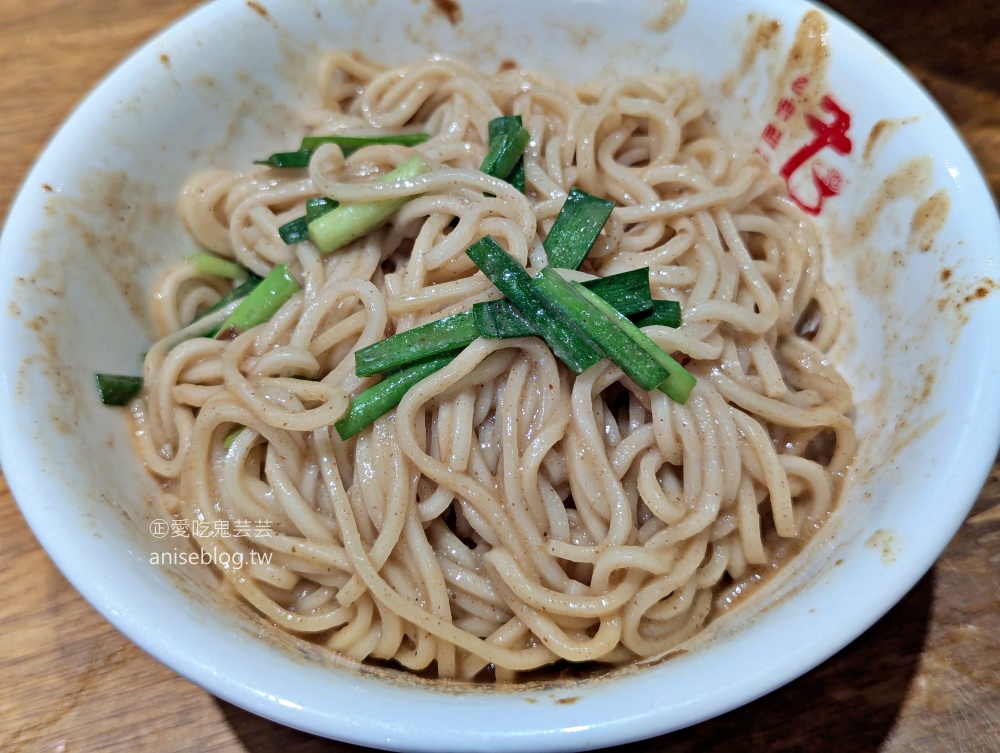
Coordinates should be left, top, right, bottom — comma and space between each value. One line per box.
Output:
779, 95, 853, 215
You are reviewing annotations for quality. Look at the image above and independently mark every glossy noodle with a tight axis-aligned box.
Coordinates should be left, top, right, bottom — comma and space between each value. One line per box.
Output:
134, 54, 856, 681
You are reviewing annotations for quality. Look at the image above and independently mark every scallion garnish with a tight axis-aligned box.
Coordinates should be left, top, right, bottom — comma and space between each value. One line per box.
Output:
95, 373, 143, 406
571, 281, 695, 403
471, 299, 535, 339
583, 268, 654, 317
187, 252, 250, 280
223, 425, 245, 448
631, 299, 682, 329
214, 264, 300, 340
485, 116, 527, 191
471, 268, 655, 341
333, 199, 689, 434
278, 198, 340, 246
335, 354, 456, 440
488, 116, 523, 140
308, 155, 430, 254
353, 311, 478, 377
531, 267, 667, 390
256, 133, 431, 169
480, 122, 530, 183
305, 197, 338, 221
509, 161, 526, 194
352, 268, 672, 378
192, 274, 264, 334
543, 187, 615, 270
300, 133, 430, 155
278, 216, 310, 245
254, 150, 312, 169
465, 236, 602, 374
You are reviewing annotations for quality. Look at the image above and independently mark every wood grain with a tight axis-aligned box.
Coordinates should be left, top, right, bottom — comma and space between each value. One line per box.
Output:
1, 2, 998, 751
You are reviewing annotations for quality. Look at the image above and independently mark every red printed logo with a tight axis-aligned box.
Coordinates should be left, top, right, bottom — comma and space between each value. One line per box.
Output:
756, 79, 853, 216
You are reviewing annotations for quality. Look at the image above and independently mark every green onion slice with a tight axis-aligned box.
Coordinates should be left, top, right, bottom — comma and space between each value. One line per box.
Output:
300, 133, 430, 156
353, 311, 478, 377
480, 127, 530, 183
95, 374, 143, 406
543, 187, 615, 270
278, 216, 310, 245
215, 264, 300, 340
465, 236, 601, 373
336, 354, 455, 440
256, 133, 431, 168
278, 198, 340, 246
306, 197, 339, 221
308, 154, 430, 255
572, 281, 695, 403
192, 274, 264, 333
531, 267, 667, 390
631, 299, 682, 329
254, 150, 312, 169
187, 252, 249, 280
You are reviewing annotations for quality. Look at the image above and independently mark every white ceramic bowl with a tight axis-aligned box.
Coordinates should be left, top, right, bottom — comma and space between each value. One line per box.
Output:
2, 1, 998, 750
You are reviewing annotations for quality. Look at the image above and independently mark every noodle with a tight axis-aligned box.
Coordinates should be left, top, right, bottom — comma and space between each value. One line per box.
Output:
134, 53, 856, 681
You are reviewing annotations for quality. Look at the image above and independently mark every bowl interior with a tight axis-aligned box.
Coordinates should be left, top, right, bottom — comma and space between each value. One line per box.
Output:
1, 0, 998, 750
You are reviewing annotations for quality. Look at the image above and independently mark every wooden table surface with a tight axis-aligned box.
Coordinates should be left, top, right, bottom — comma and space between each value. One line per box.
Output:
1, 2, 998, 751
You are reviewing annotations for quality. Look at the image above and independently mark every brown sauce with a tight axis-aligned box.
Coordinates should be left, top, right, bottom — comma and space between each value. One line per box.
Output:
909, 190, 951, 252
246, 0, 268, 18
863, 117, 919, 164
644, 0, 688, 34
430, 0, 462, 26
721, 15, 782, 97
